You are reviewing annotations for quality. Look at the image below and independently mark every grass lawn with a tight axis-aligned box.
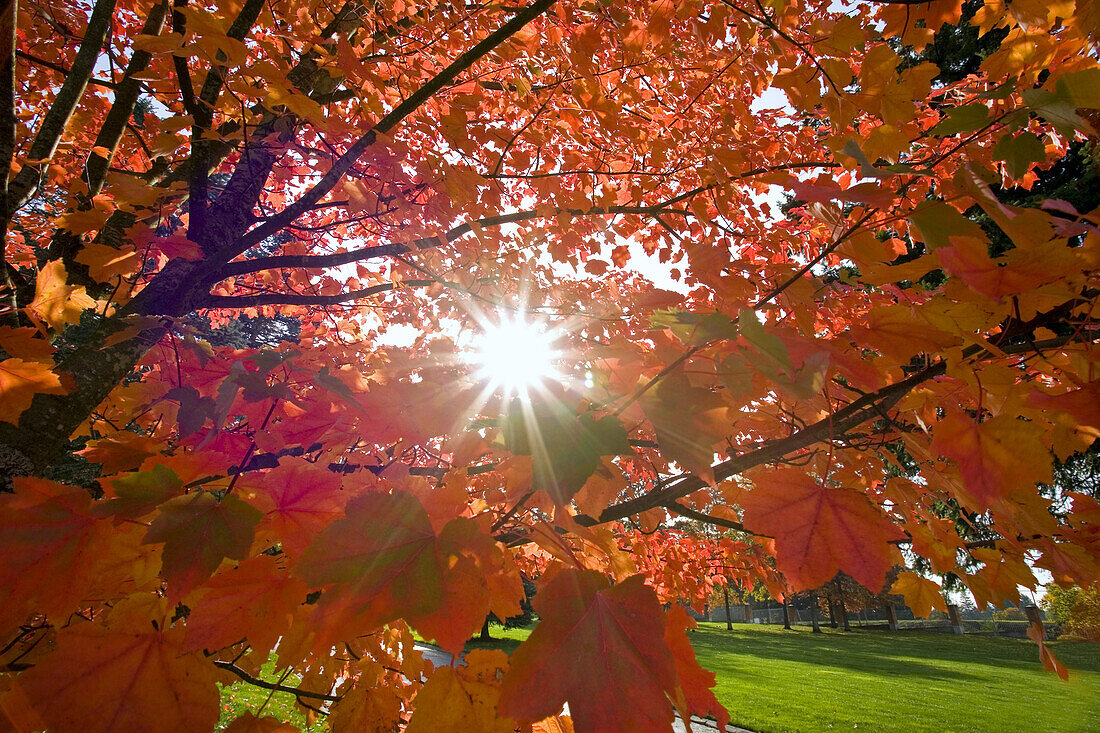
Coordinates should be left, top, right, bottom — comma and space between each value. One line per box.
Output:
690, 622, 1100, 733
217, 656, 326, 731
221, 624, 1099, 732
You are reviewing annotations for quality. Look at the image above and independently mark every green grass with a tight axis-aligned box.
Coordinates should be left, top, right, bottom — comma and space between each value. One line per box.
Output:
690, 623, 1100, 733
464, 624, 535, 655
217, 655, 326, 731
222, 624, 1100, 732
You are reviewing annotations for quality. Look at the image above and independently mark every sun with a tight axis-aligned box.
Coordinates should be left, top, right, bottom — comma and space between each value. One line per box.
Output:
473, 316, 560, 396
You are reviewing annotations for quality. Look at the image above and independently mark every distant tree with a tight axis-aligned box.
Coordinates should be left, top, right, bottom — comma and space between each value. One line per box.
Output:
1043, 585, 1100, 641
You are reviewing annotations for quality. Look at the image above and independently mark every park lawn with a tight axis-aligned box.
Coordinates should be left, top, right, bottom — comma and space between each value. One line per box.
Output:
690, 622, 1100, 733
217, 655, 326, 731
221, 624, 1099, 732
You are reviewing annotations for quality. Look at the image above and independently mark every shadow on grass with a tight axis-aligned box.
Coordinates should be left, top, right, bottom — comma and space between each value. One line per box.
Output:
691, 623, 1100, 678
464, 636, 526, 655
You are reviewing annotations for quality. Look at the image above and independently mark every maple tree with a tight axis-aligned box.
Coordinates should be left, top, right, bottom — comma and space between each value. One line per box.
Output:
1, 0, 1100, 730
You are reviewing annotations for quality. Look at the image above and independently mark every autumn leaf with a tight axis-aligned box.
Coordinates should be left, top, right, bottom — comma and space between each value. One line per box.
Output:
24, 260, 97, 332
640, 369, 730, 484
0, 326, 54, 361
740, 469, 902, 591
77, 433, 163, 473
406, 650, 514, 733
890, 572, 946, 619
296, 491, 516, 654
851, 305, 958, 362
184, 555, 307, 657
498, 570, 678, 733
0, 358, 67, 425
664, 606, 730, 730
94, 463, 184, 520
501, 400, 631, 504
0, 478, 113, 634
245, 461, 347, 554
295, 490, 443, 632
15, 602, 220, 733
143, 492, 262, 602
1027, 622, 1069, 681
930, 412, 1053, 510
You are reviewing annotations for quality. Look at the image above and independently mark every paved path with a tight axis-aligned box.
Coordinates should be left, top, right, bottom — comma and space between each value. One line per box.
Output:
413, 643, 754, 733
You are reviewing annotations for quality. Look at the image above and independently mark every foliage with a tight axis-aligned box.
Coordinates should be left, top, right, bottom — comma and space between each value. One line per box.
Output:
1043, 585, 1100, 641
992, 606, 1027, 621
2, 0, 1100, 731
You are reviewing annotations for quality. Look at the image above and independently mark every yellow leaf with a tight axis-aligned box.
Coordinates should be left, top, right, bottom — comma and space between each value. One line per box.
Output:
25, 261, 98, 332
890, 572, 946, 619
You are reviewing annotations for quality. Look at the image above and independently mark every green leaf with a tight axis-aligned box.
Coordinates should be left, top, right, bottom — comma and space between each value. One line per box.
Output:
931, 103, 991, 135
975, 77, 1017, 100
1021, 88, 1094, 137
501, 401, 631, 504
1054, 68, 1100, 109
991, 131, 1046, 179
143, 492, 262, 603
95, 464, 184, 520
738, 310, 790, 370
909, 202, 985, 250
651, 309, 738, 346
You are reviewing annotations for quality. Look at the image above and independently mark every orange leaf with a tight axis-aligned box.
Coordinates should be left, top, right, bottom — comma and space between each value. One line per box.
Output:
294, 491, 511, 654
740, 468, 902, 591
405, 650, 514, 733
0, 478, 112, 635
890, 572, 946, 618
77, 433, 163, 474
15, 606, 220, 732
930, 412, 1052, 510
0, 358, 67, 426
1027, 622, 1070, 681
246, 461, 347, 554
664, 606, 730, 729
184, 555, 307, 657
498, 570, 677, 733
0, 326, 54, 361
640, 369, 730, 484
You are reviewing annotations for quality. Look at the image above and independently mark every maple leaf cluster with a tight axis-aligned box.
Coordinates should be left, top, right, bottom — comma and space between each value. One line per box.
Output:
2, 0, 1100, 730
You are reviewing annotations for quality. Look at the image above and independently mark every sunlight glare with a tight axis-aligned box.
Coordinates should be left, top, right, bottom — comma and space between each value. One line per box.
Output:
474, 318, 559, 396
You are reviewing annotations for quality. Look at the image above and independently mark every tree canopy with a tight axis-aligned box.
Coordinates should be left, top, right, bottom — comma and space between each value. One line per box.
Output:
1, 0, 1099, 730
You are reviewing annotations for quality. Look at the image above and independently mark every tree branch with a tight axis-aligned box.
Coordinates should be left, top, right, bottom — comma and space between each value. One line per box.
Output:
212, 661, 342, 702
5, 0, 120, 214
665, 500, 750, 533
212, 205, 688, 280
203, 279, 436, 308
219, 0, 558, 262
84, 2, 169, 196
585, 333, 1089, 527
13, 50, 118, 89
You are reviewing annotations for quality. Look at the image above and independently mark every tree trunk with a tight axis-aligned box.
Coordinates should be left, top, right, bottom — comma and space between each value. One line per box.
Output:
810, 591, 821, 633
723, 584, 733, 630
838, 599, 851, 631
782, 598, 792, 629
479, 618, 492, 642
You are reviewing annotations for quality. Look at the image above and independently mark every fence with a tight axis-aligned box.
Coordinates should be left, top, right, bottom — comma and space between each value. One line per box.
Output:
703, 603, 1060, 639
